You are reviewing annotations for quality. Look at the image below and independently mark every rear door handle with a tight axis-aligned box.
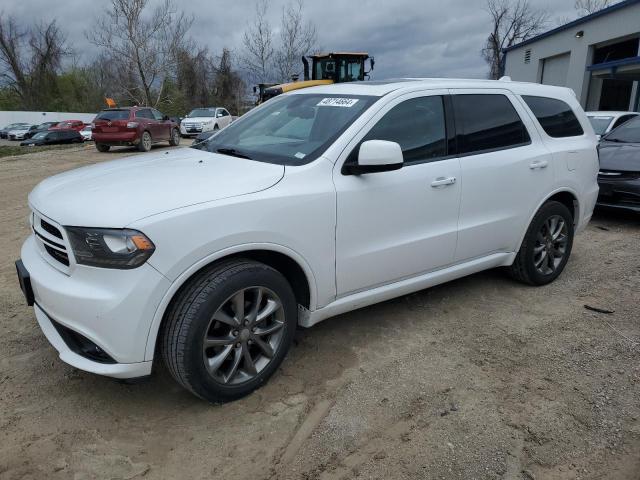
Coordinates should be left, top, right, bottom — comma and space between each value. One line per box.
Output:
529, 160, 548, 169
430, 176, 456, 187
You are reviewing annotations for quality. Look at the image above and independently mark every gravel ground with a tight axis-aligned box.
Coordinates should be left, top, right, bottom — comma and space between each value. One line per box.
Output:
0, 144, 639, 480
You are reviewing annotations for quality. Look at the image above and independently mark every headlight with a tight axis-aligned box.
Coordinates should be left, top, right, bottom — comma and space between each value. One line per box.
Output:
66, 227, 155, 269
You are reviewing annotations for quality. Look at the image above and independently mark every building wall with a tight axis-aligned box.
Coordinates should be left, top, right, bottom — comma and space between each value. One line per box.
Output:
504, 2, 640, 107
0, 111, 97, 128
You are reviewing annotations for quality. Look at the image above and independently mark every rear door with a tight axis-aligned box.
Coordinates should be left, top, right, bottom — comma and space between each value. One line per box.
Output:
450, 89, 554, 261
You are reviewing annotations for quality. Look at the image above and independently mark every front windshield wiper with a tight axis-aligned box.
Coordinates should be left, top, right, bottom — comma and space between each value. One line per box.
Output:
603, 138, 626, 143
216, 147, 253, 160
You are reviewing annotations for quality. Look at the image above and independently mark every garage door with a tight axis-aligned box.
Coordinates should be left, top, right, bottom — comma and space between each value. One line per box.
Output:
541, 53, 570, 87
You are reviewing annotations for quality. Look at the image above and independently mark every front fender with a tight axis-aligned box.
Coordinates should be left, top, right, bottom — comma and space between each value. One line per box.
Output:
142, 242, 318, 361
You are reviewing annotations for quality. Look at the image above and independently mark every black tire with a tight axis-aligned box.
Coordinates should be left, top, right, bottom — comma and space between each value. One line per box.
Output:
509, 201, 574, 285
169, 128, 180, 146
95, 143, 110, 152
161, 259, 297, 403
138, 131, 152, 152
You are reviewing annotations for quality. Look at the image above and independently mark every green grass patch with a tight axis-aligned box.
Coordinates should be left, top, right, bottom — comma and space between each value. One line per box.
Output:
0, 143, 81, 158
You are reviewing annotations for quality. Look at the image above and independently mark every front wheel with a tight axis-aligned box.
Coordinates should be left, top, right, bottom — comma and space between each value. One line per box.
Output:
161, 260, 297, 403
96, 143, 110, 152
509, 201, 574, 285
138, 131, 152, 152
169, 128, 180, 146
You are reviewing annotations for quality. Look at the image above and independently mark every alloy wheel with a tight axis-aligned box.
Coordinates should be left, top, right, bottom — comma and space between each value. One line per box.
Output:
143, 132, 151, 150
202, 287, 285, 385
533, 214, 568, 275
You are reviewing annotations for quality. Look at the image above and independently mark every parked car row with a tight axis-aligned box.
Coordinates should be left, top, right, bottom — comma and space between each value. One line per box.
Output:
0, 120, 92, 145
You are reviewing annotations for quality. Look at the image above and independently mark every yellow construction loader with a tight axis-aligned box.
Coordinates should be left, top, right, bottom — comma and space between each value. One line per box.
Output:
255, 52, 374, 104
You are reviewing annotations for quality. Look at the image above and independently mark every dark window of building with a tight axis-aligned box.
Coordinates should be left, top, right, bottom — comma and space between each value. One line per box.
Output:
522, 95, 584, 138
593, 38, 639, 64
361, 96, 447, 163
451, 94, 530, 154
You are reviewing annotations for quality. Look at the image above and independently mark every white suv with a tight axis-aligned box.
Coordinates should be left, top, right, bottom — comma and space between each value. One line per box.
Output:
17, 79, 599, 403
180, 107, 233, 137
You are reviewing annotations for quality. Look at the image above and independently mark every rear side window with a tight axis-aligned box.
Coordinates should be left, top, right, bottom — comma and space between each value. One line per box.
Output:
136, 109, 154, 119
361, 96, 447, 163
451, 94, 530, 155
522, 96, 584, 138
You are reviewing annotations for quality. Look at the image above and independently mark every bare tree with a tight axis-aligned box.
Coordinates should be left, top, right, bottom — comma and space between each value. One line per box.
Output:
0, 15, 68, 109
575, 0, 615, 15
241, 0, 275, 84
274, 0, 317, 82
87, 0, 193, 106
482, 0, 549, 79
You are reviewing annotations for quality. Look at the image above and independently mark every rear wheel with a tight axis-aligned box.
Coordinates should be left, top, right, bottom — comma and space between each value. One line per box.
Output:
169, 128, 180, 146
138, 131, 152, 152
96, 143, 110, 152
509, 201, 574, 285
162, 260, 297, 403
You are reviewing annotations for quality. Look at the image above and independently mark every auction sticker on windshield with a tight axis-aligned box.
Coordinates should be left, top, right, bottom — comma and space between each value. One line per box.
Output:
317, 98, 359, 107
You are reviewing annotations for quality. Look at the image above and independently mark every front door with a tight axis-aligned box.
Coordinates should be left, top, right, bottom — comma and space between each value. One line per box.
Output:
333, 92, 461, 296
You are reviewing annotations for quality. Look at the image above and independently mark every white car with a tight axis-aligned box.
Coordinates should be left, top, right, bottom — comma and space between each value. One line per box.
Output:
80, 125, 92, 141
586, 111, 638, 139
17, 79, 599, 403
180, 107, 233, 137
8, 124, 36, 140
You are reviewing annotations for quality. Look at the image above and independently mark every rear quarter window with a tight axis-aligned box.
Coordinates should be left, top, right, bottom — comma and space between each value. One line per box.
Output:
522, 96, 584, 138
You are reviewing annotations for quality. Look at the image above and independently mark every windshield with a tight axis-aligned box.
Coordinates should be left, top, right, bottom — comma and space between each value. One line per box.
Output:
193, 94, 376, 165
38, 123, 53, 129
188, 108, 217, 118
588, 115, 613, 135
96, 110, 129, 121
32, 132, 48, 139
604, 116, 640, 143
5, 123, 27, 129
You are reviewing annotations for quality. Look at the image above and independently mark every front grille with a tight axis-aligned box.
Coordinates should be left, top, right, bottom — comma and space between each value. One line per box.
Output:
43, 244, 70, 266
40, 218, 63, 239
32, 212, 71, 271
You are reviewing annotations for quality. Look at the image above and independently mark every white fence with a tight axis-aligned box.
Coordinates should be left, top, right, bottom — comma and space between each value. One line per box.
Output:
0, 111, 97, 127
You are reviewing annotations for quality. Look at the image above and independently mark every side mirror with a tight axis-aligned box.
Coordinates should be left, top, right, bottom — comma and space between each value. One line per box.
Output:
217, 112, 224, 117
344, 140, 403, 175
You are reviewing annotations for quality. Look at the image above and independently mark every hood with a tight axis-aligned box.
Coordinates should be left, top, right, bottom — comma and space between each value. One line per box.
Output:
29, 147, 285, 227
598, 142, 640, 171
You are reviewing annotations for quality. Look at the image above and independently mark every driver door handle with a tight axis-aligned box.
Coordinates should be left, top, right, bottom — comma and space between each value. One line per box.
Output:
529, 160, 548, 169
430, 176, 456, 187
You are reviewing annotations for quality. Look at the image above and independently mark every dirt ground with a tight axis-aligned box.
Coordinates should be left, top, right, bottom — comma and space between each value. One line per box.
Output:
1, 144, 639, 480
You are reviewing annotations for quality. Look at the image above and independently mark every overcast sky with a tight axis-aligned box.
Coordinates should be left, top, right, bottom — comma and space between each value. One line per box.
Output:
3, 0, 577, 79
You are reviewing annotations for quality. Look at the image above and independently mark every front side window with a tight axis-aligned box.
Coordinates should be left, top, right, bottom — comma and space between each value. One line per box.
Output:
612, 114, 636, 129
151, 109, 163, 120
452, 94, 530, 155
360, 96, 447, 163
522, 95, 584, 138
195, 93, 376, 165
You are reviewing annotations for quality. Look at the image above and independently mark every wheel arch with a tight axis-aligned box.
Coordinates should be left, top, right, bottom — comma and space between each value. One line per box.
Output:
514, 188, 580, 254
144, 244, 317, 361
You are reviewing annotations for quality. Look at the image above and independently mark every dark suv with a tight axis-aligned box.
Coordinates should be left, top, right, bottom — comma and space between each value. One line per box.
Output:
92, 107, 180, 152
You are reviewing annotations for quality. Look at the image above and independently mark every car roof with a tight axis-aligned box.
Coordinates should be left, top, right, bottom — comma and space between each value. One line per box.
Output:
289, 77, 578, 99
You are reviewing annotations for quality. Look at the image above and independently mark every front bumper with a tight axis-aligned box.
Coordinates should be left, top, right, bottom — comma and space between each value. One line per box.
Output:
20, 234, 171, 378
596, 178, 640, 212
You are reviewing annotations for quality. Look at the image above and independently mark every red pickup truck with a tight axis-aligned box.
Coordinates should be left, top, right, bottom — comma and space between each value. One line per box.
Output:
92, 107, 180, 152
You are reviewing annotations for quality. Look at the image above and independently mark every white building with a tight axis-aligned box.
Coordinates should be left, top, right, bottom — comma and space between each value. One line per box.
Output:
503, 0, 640, 112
